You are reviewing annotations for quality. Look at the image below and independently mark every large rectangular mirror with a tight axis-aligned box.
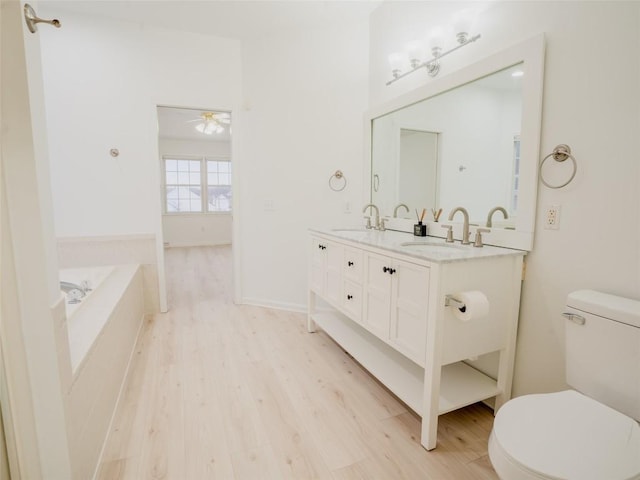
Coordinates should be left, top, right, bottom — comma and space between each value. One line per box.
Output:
365, 35, 545, 250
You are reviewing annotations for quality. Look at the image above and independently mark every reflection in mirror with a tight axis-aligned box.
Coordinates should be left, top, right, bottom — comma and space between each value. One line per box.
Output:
399, 129, 439, 216
371, 64, 523, 229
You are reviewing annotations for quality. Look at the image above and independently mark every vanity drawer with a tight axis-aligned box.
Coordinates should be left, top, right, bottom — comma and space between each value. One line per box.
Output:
343, 247, 363, 283
342, 279, 362, 322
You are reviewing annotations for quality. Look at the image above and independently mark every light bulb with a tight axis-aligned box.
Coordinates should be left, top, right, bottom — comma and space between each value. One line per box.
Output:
429, 27, 444, 57
388, 52, 406, 78
405, 41, 424, 68
453, 9, 475, 44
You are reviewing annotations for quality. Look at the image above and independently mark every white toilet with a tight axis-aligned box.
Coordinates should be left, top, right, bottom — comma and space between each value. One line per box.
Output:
488, 290, 640, 480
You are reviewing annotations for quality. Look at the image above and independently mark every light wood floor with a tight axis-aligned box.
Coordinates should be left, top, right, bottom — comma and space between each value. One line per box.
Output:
96, 245, 499, 479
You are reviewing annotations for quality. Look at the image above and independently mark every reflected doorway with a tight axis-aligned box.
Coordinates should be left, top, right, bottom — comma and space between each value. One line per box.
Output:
398, 129, 439, 213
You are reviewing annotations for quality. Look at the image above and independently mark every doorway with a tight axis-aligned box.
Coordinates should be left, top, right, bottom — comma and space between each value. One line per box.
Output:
156, 106, 235, 308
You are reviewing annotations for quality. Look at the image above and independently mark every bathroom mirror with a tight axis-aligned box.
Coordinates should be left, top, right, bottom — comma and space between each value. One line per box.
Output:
365, 35, 545, 250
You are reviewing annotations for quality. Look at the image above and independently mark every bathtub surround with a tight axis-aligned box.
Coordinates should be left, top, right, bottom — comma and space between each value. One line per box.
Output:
51, 265, 145, 480
57, 234, 160, 314
61, 265, 143, 372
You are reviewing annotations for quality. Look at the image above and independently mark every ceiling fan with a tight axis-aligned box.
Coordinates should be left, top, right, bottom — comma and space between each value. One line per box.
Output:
188, 111, 231, 135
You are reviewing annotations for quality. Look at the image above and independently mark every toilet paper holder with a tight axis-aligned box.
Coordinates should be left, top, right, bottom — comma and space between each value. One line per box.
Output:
445, 295, 466, 311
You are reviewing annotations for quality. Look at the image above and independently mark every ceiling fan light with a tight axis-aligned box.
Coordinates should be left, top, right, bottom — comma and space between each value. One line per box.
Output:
194, 112, 228, 135
204, 122, 217, 135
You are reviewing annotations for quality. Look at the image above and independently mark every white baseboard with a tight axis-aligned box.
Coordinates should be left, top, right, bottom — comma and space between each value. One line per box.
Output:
240, 297, 307, 314
164, 241, 231, 248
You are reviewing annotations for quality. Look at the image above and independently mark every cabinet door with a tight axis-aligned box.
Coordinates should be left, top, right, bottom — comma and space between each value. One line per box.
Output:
390, 259, 430, 366
309, 237, 326, 294
363, 252, 392, 340
325, 242, 343, 305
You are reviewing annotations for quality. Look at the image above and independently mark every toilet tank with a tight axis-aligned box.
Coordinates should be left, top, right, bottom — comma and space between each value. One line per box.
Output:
564, 290, 640, 421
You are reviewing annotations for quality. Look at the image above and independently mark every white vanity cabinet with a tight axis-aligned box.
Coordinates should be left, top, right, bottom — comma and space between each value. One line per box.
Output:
308, 229, 525, 451
309, 237, 343, 306
362, 252, 430, 366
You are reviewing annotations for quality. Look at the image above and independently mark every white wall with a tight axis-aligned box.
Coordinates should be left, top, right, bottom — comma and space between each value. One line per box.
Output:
38, 9, 242, 238
370, 1, 640, 396
239, 19, 369, 310
159, 138, 232, 246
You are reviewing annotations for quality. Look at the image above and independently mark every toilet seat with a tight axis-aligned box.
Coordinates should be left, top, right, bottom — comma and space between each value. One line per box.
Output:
489, 390, 640, 480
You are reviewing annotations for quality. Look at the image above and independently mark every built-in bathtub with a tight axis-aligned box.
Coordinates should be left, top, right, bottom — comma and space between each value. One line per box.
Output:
59, 264, 142, 373
60, 266, 115, 316
54, 235, 155, 479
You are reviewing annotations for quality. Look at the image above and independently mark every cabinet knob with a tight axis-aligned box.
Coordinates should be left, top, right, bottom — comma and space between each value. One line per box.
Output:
348, 261, 354, 267
389, 268, 396, 275
383, 266, 396, 275
383, 266, 389, 273
347, 294, 353, 300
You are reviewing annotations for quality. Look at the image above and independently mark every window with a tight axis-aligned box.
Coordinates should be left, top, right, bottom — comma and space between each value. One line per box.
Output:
206, 160, 232, 212
163, 157, 231, 213
164, 159, 202, 213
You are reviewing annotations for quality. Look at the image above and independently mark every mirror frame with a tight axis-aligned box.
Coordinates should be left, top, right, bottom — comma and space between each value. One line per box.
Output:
364, 34, 545, 251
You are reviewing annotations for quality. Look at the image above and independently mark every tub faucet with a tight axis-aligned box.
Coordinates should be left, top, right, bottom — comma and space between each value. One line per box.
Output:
486, 206, 509, 228
448, 207, 471, 245
60, 281, 89, 304
393, 203, 409, 218
362, 203, 380, 229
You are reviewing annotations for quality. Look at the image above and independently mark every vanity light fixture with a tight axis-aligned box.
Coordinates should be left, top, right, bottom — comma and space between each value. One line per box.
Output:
386, 10, 481, 86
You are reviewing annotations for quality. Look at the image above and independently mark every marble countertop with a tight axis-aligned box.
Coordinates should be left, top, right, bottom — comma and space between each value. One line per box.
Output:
310, 227, 526, 264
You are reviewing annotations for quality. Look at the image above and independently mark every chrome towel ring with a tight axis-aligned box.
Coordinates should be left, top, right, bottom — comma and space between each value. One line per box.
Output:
540, 144, 577, 189
329, 170, 347, 192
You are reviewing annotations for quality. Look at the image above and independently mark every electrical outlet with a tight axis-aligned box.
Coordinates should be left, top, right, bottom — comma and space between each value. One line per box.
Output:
263, 199, 275, 211
545, 205, 561, 230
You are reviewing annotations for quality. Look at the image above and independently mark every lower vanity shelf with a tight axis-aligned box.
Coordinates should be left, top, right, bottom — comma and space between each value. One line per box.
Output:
311, 310, 501, 417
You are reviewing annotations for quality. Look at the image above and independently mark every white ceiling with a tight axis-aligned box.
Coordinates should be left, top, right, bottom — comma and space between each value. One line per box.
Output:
42, 0, 381, 40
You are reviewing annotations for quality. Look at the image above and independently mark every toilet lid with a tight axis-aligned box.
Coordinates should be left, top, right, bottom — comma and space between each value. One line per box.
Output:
493, 390, 640, 480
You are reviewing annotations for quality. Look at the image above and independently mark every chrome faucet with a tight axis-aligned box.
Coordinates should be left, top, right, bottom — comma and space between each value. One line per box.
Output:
362, 203, 380, 230
448, 207, 471, 245
486, 206, 509, 228
393, 203, 410, 218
